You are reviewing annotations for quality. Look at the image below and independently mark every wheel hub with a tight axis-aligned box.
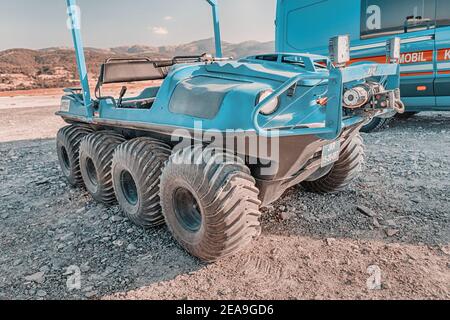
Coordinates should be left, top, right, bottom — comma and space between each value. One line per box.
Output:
173, 187, 202, 233
85, 157, 98, 186
120, 170, 138, 205
60, 147, 70, 171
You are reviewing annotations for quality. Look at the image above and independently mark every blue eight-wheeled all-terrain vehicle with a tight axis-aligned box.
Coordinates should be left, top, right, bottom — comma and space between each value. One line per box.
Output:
57, 0, 404, 261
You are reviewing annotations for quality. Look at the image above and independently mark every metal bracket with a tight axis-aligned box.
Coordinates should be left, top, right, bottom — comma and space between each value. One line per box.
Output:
66, 0, 93, 117
206, 0, 223, 58
64, 0, 224, 117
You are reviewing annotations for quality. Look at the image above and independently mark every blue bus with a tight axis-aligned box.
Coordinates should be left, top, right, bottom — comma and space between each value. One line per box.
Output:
276, 0, 450, 131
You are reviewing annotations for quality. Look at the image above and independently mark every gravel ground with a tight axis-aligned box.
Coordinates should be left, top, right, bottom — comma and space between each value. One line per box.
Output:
0, 105, 449, 300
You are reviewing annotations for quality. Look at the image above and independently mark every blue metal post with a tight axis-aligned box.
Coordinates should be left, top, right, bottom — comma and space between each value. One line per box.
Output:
66, 0, 93, 115
206, 0, 223, 58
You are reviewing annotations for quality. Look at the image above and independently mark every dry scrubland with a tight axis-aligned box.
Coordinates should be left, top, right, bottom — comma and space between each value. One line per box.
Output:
0, 39, 273, 91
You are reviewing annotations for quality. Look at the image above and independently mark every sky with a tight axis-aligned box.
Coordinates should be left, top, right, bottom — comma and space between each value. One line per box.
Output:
0, 0, 277, 50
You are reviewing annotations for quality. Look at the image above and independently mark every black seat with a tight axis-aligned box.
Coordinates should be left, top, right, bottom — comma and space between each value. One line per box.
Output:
95, 57, 170, 108
99, 58, 169, 85
94, 55, 210, 107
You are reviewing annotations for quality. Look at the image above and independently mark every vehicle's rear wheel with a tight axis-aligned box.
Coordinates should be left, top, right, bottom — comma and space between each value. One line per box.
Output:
79, 131, 126, 204
111, 138, 172, 227
302, 134, 365, 194
361, 116, 392, 133
160, 146, 262, 262
57, 124, 94, 186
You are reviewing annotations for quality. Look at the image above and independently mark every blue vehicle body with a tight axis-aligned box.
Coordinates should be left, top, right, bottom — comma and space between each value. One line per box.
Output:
276, 0, 450, 112
59, 0, 402, 206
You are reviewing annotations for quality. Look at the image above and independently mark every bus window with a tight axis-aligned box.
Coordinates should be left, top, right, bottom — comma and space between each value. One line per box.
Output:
436, 0, 450, 27
361, 0, 436, 39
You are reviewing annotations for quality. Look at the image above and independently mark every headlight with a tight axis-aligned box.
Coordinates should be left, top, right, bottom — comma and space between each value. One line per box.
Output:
257, 89, 279, 115
343, 86, 370, 109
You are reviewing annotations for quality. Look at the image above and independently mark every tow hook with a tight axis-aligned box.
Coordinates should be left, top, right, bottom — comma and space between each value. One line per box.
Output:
394, 101, 406, 114
390, 90, 405, 114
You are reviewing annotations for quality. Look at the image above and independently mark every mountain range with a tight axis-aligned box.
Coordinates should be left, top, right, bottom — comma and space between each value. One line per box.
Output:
0, 38, 274, 91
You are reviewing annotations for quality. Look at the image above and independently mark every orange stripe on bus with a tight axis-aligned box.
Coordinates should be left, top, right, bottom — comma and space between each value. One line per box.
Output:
401, 71, 434, 77
350, 50, 434, 65
438, 70, 450, 75
349, 55, 387, 65
437, 48, 450, 61
399, 50, 434, 64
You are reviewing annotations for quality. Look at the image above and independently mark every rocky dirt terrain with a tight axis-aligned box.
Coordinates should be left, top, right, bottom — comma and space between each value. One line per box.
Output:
0, 101, 448, 300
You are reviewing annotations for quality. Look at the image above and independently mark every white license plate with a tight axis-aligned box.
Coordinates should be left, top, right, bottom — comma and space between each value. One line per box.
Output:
61, 99, 70, 112
321, 141, 341, 167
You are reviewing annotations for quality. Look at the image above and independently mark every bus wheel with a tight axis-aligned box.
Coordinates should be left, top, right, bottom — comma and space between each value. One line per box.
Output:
395, 112, 419, 119
361, 117, 392, 133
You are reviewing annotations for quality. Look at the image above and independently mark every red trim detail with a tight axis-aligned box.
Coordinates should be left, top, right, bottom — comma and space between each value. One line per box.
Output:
349, 55, 387, 65
401, 71, 434, 77
351, 50, 437, 65
399, 51, 433, 64
437, 49, 450, 61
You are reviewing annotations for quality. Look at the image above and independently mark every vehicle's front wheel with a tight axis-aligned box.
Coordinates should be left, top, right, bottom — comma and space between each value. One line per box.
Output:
160, 146, 262, 262
302, 134, 365, 193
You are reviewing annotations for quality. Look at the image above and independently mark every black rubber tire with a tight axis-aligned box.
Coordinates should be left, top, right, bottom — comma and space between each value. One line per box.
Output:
395, 111, 419, 119
57, 124, 94, 186
79, 131, 126, 204
160, 146, 262, 262
361, 117, 393, 133
302, 134, 365, 194
111, 138, 172, 228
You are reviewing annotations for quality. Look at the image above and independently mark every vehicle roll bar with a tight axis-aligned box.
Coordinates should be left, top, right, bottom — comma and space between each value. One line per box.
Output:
65, 0, 224, 117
